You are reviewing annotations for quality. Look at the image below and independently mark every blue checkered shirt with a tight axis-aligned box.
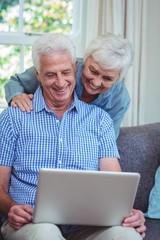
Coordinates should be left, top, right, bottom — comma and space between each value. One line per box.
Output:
0, 87, 119, 234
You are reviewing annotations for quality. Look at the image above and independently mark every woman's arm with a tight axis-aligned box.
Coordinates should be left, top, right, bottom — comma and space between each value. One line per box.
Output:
5, 66, 40, 105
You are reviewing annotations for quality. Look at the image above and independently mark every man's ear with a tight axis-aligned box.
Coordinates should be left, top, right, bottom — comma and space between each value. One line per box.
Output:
74, 59, 78, 71
34, 67, 40, 82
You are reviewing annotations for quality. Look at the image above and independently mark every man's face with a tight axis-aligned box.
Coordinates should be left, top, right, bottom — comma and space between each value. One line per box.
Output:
35, 52, 77, 108
82, 57, 120, 95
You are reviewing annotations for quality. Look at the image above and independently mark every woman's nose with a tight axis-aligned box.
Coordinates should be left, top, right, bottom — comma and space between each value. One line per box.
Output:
92, 76, 102, 87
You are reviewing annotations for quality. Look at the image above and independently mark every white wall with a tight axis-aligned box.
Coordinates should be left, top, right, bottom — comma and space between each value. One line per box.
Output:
145, 0, 160, 124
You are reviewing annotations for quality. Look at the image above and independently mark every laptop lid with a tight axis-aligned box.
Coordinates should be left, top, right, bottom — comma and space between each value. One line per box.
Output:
33, 168, 140, 226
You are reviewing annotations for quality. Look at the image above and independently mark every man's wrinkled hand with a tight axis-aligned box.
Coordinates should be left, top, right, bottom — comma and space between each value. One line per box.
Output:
8, 204, 33, 230
123, 209, 146, 238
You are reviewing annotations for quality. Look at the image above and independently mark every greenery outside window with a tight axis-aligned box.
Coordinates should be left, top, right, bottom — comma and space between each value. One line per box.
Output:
0, 0, 80, 110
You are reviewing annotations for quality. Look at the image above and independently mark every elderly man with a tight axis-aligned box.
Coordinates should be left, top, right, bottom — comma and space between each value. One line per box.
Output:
0, 33, 144, 240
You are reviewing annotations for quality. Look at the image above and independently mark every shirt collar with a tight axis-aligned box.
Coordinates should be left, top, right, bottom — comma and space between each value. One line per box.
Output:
33, 86, 81, 114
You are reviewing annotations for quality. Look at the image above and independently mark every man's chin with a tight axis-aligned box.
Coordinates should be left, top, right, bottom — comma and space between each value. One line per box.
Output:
54, 91, 68, 99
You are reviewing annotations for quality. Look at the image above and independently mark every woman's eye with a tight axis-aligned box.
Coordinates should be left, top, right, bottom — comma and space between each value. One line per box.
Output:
90, 69, 98, 75
103, 77, 114, 82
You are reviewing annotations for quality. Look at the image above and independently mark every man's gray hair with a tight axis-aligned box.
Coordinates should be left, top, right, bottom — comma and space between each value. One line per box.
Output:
32, 33, 77, 71
84, 33, 134, 81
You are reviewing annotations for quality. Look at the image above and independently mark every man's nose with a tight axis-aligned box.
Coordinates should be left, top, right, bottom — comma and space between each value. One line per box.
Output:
55, 74, 65, 87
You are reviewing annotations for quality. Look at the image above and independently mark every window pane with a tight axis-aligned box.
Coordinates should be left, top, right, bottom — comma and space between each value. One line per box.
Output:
0, 0, 73, 33
24, 0, 73, 34
0, 44, 20, 106
0, 0, 74, 110
0, 0, 19, 32
24, 45, 32, 69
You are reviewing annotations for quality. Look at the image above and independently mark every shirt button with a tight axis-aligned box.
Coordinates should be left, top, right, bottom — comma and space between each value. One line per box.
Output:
59, 138, 63, 142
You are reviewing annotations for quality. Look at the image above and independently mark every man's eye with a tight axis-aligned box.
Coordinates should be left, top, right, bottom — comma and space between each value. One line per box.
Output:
63, 71, 71, 75
46, 74, 55, 78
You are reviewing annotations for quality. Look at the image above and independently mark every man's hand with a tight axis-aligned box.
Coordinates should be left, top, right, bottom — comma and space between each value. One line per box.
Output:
11, 93, 34, 113
123, 209, 146, 238
8, 204, 33, 230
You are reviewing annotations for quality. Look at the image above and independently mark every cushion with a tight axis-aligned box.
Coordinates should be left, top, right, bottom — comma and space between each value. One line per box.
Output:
117, 123, 160, 212
145, 218, 160, 240
145, 166, 160, 218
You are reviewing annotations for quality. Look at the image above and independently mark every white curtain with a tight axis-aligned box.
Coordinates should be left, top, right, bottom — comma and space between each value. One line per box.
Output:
76, 0, 148, 127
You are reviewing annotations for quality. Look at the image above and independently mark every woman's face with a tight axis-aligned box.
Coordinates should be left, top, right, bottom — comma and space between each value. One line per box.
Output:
82, 57, 120, 95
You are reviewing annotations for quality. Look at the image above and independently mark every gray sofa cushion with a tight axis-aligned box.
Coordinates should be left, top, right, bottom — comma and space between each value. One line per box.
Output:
145, 218, 160, 240
117, 123, 160, 240
117, 123, 160, 213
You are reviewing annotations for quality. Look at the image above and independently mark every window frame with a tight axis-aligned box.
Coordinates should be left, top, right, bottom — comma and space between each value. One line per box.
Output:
0, 0, 82, 109
0, 0, 81, 72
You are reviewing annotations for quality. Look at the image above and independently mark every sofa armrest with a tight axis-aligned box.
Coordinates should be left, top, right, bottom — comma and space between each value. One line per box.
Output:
117, 123, 160, 212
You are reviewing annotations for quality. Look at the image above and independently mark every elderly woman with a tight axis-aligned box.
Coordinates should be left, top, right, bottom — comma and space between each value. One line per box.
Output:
5, 33, 133, 139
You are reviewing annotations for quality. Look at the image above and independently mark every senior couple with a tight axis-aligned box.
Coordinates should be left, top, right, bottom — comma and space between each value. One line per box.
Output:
0, 33, 146, 240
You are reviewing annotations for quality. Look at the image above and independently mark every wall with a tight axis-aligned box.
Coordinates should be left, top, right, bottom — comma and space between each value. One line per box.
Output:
145, 0, 160, 123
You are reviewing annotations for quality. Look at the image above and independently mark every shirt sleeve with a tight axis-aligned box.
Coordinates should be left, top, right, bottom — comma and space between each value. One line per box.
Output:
0, 109, 16, 165
4, 67, 40, 104
99, 112, 120, 159
106, 81, 131, 140
113, 97, 130, 139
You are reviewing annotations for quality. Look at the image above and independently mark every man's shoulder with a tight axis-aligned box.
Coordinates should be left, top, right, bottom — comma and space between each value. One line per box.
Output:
78, 99, 112, 120
0, 105, 31, 119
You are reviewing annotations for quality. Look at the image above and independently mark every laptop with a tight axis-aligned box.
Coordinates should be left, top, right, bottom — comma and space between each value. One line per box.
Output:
33, 168, 140, 226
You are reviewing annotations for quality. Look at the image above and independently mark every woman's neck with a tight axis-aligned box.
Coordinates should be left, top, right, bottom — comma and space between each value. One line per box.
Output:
81, 89, 98, 103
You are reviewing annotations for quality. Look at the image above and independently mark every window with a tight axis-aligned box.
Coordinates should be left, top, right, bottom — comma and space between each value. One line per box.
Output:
0, 0, 81, 110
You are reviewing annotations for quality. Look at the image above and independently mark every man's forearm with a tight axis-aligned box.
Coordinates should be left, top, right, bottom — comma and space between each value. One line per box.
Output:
0, 188, 17, 215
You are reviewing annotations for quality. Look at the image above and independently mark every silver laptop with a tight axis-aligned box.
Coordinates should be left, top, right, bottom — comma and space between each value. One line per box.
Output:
33, 168, 140, 226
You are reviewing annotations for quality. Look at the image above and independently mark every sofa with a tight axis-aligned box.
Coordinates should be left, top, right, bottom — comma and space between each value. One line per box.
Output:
117, 122, 160, 240
0, 122, 160, 239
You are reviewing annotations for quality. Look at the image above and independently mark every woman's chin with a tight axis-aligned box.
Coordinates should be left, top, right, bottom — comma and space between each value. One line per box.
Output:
85, 86, 101, 95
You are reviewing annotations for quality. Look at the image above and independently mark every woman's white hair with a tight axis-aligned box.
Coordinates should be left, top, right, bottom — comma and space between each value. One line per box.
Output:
84, 33, 134, 81
32, 33, 77, 71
